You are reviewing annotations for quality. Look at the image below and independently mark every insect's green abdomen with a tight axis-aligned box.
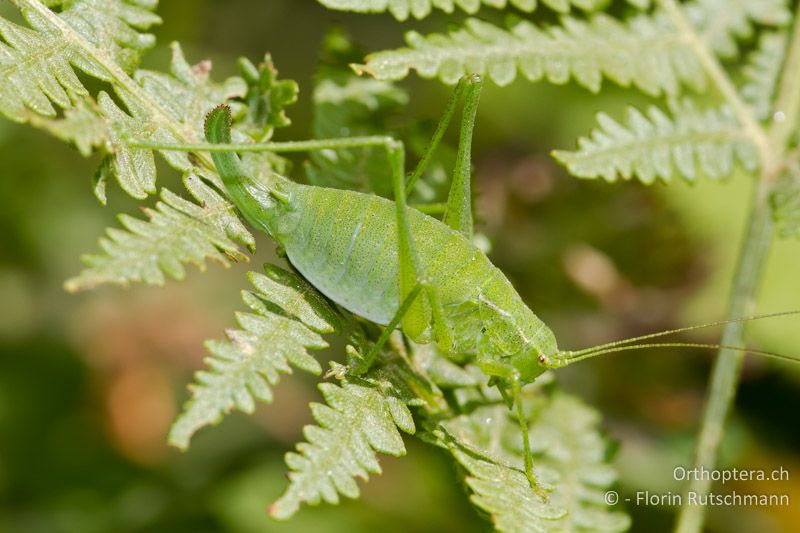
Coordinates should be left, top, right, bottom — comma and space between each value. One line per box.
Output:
282, 186, 400, 323
280, 185, 558, 363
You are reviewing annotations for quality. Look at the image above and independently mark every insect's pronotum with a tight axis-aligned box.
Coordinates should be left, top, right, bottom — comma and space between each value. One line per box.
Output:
132, 74, 800, 497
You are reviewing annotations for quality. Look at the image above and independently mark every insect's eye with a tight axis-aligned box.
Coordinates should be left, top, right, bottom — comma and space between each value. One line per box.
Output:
537, 354, 548, 365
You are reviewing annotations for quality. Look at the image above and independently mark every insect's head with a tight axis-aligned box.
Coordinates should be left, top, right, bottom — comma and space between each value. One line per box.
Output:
509, 328, 562, 384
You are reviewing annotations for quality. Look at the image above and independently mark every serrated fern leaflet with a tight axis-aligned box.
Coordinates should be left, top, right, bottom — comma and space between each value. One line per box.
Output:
169, 264, 338, 449
317, 0, 604, 21
270, 373, 415, 520
741, 31, 788, 121
687, 0, 789, 58
355, 14, 705, 95
553, 101, 758, 184
0, 0, 159, 122
2, 1, 299, 291
64, 173, 254, 291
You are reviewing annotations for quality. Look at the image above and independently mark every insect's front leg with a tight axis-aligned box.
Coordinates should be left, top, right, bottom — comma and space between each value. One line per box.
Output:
477, 354, 549, 501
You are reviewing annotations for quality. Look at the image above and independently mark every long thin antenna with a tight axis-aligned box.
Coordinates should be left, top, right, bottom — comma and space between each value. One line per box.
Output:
560, 342, 799, 366
567, 310, 800, 359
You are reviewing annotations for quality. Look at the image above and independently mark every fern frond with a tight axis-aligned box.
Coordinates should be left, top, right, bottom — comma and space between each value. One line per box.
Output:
168, 264, 338, 449
26, 97, 106, 157
27, 22, 295, 287
741, 31, 787, 121
64, 173, 254, 292
0, 11, 93, 121
76, 47, 295, 283
688, 0, 790, 58
317, 0, 604, 21
443, 391, 630, 532
0, 0, 159, 123
94, 42, 253, 198
59, 0, 162, 72
269, 369, 415, 520
355, 14, 705, 95
552, 100, 758, 184
450, 448, 567, 532
5, 2, 297, 198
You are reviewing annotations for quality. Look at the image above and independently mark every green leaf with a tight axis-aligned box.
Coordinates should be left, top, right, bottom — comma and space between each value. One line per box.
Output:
0, 10, 93, 121
355, 14, 705, 96
168, 264, 337, 449
741, 31, 787, 121
553, 100, 758, 184
688, 0, 790, 58
59, 0, 162, 73
4, 1, 297, 292
450, 448, 567, 532
317, 0, 605, 21
245, 264, 340, 335
443, 390, 630, 532
270, 373, 415, 520
0, 0, 159, 123
25, 96, 106, 157
64, 173, 254, 291
235, 54, 299, 141
94, 42, 250, 197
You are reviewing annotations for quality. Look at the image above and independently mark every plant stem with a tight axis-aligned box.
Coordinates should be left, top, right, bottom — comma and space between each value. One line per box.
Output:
674, 185, 773, 533
673, 0, 800, 530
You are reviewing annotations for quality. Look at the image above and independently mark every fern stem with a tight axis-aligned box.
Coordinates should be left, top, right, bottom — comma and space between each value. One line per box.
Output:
674, 2, 800, 531
657, 0, 773, 165
674, 185, 773, 533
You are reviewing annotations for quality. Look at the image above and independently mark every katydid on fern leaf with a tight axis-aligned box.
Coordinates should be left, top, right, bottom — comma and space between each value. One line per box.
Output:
131, 75, 800, 499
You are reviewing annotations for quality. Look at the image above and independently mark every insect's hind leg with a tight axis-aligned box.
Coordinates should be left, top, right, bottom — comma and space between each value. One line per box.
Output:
404, 75, 483, 239
443, 74, 482, 239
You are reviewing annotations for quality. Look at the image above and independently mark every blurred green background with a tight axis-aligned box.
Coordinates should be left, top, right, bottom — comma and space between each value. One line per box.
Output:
1, 0, 799, 531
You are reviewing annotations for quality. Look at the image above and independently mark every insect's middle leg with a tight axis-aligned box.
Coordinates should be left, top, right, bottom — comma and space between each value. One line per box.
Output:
375, 75, 482, 357
386, 141, 431, 341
